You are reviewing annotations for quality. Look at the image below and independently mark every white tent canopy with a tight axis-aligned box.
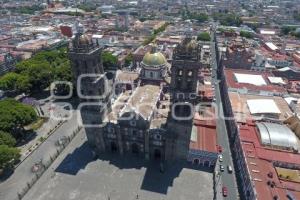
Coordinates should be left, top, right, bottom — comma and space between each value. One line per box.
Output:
234, 73, 267, 86
247, 99, 281, 114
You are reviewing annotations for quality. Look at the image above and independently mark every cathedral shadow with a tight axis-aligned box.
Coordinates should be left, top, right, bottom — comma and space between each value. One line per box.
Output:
54, 141, 213, 194
140, 161, 213, 194
96, 152, 148, 170
97, 153, 213, 194
140, 161, 183, 194
55, 141, 94, 175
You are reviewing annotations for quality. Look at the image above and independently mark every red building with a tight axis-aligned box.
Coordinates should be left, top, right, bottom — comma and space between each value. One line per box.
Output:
60, 25, 73, 38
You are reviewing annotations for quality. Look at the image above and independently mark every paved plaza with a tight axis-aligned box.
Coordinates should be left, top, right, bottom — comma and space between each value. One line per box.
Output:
23, 134, 214, 200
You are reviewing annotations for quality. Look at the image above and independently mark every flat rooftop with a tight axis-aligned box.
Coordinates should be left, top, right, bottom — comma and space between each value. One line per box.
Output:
122, 84, 161, 120
229, 92, 292, 122
190, 108, 217, 153
225, 69, 287, 94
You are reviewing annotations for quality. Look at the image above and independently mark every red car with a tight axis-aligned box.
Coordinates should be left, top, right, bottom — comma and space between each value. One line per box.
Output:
217, 145, 223, 153
222, 186, 228, 197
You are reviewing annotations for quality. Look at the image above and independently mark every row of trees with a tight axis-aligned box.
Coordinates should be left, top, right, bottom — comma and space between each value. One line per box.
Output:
7, 5, 43, 15
197, 32, 211, 41
0, 48, 72, 94
180, 7, 208, 23
0, 99, 37, 170
101, 52, 133, 69
143, 23, 169, 45
281, 26, 300, 39
240, 31, 253, 39
213, 13, 242, 27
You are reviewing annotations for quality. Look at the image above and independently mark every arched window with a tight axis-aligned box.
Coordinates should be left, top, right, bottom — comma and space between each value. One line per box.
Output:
150, 71, 154, 78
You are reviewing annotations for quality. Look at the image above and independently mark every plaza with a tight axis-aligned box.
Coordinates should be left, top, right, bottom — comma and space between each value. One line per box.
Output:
23, 132, 214, 200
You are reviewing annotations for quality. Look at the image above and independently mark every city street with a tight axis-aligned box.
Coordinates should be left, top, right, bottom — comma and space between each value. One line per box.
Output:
18, 99, 72, 161
0, 109, 80, 200
210, 29, 239, 200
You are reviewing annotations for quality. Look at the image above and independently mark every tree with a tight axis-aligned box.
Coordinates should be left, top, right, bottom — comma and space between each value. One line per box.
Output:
213, 13, 242, 26
292, 31, 300, 39
0, 145, 20, 169
0, 72, 31, 93
101, 52, 118, 70
7, 47, 72, 94
197, 32, 211, 41
294, 13, 300, 22
0, 99, 37, 139
281, 26, 296, 35
153, 23, 169, 35
240, 31, 253, 38
125, 53, 133, 67
0, 131, 16, 147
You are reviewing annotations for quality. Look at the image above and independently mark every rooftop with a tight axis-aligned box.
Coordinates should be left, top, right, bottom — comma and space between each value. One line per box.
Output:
190, 107, 217, 153
229, 92, 292, 123
256, 122, 299, 151
247, 99, 281, 115
120, 84, 161, 120
225, 69, 287, 94
239, 122, 300, 200
234, 73, 267, 86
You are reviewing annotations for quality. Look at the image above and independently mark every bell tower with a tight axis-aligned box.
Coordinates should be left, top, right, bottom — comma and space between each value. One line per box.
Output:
68, 23, 112, 151
165, 33, 201, 160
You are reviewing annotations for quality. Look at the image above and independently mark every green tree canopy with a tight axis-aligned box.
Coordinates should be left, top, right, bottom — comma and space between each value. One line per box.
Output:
101, 52, 118, 70
0, 131, 16, 147
0, 145, 20, 169
240, 31, 253, 38
281, 26, 297, 35
125, 53, 133, 67
0, 99, 37, 139
197, 32, 211, 41
0, 72, 31, 93
292, 31, 300, 39
0, 47, 71, 94
294, 13, 300, 22
213, 13, 242, 26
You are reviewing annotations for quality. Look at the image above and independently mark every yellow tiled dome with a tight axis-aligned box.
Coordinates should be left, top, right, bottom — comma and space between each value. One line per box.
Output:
78, 34, 91, 45
142, 51, 166, 67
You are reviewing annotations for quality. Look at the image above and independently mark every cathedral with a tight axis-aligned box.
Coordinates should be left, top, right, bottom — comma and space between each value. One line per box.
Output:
69, 24, 202, 162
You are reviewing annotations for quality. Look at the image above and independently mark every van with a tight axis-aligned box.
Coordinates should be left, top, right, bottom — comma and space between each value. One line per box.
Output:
227, 165, 233, 173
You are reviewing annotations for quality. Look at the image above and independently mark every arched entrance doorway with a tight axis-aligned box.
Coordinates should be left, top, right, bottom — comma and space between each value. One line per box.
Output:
194, 159, 200, 165
110, 142, 118, 152
154, 149, 162, 160
131, 143, 139, 154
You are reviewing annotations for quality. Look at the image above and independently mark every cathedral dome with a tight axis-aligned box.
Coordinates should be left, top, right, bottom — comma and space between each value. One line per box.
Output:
78, 34, 91, 46
186, 39, 198, 50
142, 46, 167, 67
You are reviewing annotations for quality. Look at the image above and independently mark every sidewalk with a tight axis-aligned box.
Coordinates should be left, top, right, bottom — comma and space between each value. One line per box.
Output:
18, 100, 73, 163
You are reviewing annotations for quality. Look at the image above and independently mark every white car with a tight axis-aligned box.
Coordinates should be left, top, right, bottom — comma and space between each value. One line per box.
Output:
219, 155, 223, 162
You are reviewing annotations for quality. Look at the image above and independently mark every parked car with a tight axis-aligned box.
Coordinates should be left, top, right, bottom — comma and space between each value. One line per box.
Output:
227, 165, 233, 173
219, 155, 223, 162
217, 145, 222, 153
222, 186, 228, 197
220, 164, 224, 172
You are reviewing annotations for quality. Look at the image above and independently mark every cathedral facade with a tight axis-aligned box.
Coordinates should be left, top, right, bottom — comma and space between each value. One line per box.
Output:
69, 27, 202, 162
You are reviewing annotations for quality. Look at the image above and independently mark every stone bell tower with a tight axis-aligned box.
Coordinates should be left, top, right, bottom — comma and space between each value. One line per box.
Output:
68, 23, 113, 151
165, 32, 201, 161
